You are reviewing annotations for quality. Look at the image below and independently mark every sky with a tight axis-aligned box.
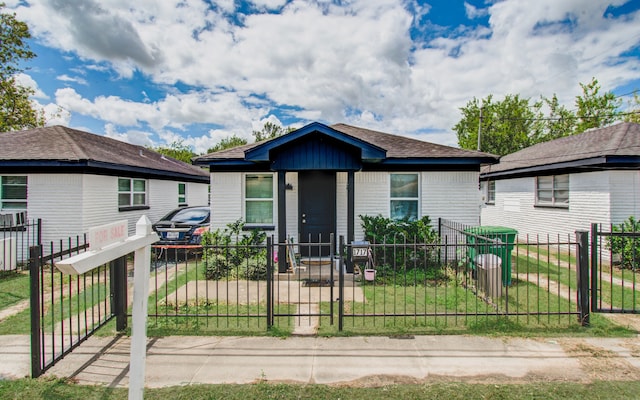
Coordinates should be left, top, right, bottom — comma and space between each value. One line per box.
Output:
6, 0, 640, 154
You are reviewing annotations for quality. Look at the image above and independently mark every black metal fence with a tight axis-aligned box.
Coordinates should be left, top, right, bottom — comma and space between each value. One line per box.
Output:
590, 223, 639, 314
29, 236, 127, 377
142, 222, 590, 336
1, 219, 41, 271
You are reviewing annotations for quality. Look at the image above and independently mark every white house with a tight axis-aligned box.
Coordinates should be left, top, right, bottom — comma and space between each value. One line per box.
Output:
0, 126, 210, 248
195, 122, 497, 271
480, 122, 640, 239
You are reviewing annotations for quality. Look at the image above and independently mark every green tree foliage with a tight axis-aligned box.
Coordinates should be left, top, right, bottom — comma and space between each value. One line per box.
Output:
206, 134, 248, 153
0, 4, 45, 132
150, 140, 197, 164
623, 93, 640, 123
252, 121, 293, 142
454, 94, 540, 155
575, 77, 621, 133
455, 78, 624, 156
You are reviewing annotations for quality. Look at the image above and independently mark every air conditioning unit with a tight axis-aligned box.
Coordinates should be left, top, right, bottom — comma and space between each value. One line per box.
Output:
0, 211, 26, 228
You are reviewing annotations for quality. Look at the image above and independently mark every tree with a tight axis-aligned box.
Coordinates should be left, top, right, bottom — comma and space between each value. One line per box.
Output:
455, 78, 626, 155
454, 94, 541, 155
0, 4, 45, 132
623, 92, 640, 124
252, 121, 292, 142
150, 140, 197, 164
574, 77, 621, 133
206, 134, 248, 153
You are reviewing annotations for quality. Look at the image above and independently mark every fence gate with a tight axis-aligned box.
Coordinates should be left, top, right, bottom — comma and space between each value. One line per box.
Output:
29, 240, 127, 377
590, 223, 639, 314
266, 236, 336, 329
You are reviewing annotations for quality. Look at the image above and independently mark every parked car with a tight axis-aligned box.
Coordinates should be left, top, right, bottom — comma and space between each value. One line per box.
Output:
152, 206, 210, 245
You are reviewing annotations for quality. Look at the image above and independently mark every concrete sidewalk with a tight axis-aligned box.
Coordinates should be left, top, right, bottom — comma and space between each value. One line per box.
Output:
0, 334, 631, 388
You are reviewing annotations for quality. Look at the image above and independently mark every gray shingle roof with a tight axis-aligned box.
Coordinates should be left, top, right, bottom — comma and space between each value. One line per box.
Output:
0, 125, 209, 180
196, 122, 496, 161
482, 122, 640, 177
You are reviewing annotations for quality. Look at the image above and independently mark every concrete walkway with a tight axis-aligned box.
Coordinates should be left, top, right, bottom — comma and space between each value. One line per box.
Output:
3, 333, 640, 387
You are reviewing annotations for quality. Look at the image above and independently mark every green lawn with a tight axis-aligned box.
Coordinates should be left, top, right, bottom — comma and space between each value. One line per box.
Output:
1, 378, 640, 400
0, 271, 30, 309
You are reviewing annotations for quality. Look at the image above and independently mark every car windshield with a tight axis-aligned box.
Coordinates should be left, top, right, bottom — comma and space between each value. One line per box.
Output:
166, 208, 209, 224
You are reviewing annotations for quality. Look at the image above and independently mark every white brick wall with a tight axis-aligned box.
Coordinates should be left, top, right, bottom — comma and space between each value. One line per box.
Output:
480, 170, 636, 240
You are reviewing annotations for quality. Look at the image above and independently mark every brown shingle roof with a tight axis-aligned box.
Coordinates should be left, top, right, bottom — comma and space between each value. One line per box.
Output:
196, 122, 496, 161
0, 125, 209, 180
482, 122, 640, 176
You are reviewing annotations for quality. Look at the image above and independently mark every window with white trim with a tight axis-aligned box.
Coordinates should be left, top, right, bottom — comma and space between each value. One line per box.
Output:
486, 180, 495, 204
536, 174, 569, 207
1, 176, 27, 210
245, 174, 274, 224
390, 173, 419, 221
118, 178, 147, 207
178, 183, 187, 206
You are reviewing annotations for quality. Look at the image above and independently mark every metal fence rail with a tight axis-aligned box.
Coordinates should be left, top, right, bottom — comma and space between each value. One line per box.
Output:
591, 223, 639, 314
29, 237, 127, 377
1, 219, 41, 270
144, 224, 588, 335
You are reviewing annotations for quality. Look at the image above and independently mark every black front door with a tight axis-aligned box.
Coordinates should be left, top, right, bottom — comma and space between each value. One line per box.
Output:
298, 171, 336, 257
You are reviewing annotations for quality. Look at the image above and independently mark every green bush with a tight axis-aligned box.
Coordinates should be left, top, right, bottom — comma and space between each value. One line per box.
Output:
607, 216, 640, 270
201, 219, 267, 280
359, 214, 443, 285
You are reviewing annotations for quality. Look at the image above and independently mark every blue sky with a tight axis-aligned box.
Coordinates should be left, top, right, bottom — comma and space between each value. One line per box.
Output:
7, 0, 640, 154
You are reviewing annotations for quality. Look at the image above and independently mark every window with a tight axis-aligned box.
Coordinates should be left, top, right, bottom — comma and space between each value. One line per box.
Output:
245, 174, 273, 224
486, 180, 495, 204
390, 173, 419, 221
536, 175, 569, 207
1, 176, 27, 210
118, 178, 147, 207
178, 183, 187, 206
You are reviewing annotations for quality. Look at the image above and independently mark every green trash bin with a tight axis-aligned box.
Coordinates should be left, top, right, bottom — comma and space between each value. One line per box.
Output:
464, 226, 518, 285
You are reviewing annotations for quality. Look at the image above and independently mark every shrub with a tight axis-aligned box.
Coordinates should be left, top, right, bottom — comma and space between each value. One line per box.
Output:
607, 216, 640, 270
201, 219, 267, 280
358, 214, 442, 285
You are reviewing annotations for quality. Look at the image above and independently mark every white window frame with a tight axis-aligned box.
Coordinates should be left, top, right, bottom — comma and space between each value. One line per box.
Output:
118, 177, 148, 208
536, 174, 569, 207
178, 182, 187, 206
0, 175, 28, 210
389, 173, 420, 221
486, 180, 495, 204
244, 173, 275, 226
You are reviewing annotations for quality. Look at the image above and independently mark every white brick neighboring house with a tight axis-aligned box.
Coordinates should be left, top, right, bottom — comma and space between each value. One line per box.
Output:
480, 122, 640, 239
0, 125, 210, 247
194, 122, 497, 271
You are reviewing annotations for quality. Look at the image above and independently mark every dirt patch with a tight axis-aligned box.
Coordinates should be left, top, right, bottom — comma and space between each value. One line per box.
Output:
560, 339, 640, 382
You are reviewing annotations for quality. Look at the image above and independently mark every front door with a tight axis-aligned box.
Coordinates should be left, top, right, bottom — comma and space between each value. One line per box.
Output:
298, 171, 336, 257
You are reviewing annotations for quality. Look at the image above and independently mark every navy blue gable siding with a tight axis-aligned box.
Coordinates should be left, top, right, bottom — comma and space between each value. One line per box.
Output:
271, 133, 362, 171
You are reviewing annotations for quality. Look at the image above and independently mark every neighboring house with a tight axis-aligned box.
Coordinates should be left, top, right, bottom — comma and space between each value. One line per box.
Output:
480, 122, 640, 239
0, 125, 210, 247
195, 122, 497, 268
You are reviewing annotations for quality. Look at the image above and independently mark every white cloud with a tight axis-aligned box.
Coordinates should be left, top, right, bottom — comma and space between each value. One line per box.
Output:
57, 74, 88, 85
14, 73, 48, 99
12, 0, 640, 149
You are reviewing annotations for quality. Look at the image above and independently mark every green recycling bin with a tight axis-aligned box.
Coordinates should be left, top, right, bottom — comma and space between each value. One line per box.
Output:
464, 226, 518, 285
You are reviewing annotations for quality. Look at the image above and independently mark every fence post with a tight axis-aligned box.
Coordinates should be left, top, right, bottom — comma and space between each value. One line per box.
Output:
29, 245, 42, 378
590, 223, 598, 313
338, 236, 344, 332
266, 236, 273, 329
576, 230, 590, 327
110, 256, 128, 331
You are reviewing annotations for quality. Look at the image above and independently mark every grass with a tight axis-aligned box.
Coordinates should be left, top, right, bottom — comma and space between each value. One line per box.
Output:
0, 271, 30, 309
2, 378, 640, 400
514, 251, 640, 311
